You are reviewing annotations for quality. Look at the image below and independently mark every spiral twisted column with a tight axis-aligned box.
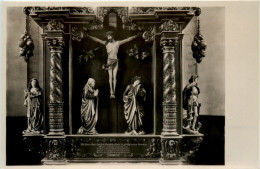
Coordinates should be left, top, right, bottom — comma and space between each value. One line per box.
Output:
43, 20, 66, 135
46, 38, 65, 135
160, 31, 180, 136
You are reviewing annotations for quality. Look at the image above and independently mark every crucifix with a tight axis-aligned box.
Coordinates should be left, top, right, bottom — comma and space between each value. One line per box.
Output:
86, 31, 140, 98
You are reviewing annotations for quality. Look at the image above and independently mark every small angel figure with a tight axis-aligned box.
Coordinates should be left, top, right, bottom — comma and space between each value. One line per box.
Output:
123, 76, 146, 135
183, 75, 202, 134
23, 78, 43, 134
77, 78, 99, 135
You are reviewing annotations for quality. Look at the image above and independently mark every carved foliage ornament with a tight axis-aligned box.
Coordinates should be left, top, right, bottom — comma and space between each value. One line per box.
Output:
192, 8, 207, 63
130, 7, 199, 14
192, 32, 207, 63
19, 32, 35, 62
142, 27, 154, 43
46, 20, 64, 31
128, 44, 150, 60
93, 7, 144, 31
23, 7, 94, 15
19, 12, 34, 62
160, 20, 179, 32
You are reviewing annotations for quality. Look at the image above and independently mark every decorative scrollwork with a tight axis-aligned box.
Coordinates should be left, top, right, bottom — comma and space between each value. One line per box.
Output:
142, 27, 154, 43
46, 20, 64, 31
69, 7, 94, 14
23, 7, 95, 15
96, 7, 144, 31
130, 7, 199, 14
98, 7, 128, 24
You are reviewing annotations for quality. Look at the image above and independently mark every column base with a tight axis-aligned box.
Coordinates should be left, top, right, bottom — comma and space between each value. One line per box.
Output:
159, 157, 185, 165
48, 131, 65, 136
161, 131, 179, 136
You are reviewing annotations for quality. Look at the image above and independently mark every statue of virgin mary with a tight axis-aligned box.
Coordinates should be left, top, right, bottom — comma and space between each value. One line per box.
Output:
77, 78, 99, 135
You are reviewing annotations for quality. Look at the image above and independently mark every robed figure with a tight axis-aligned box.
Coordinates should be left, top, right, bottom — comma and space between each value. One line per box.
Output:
123, 76, 146, 135
23, 78, 43, 134
77, 78, 99, 135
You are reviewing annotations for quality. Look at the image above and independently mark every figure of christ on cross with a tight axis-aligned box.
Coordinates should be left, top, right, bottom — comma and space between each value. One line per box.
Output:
86, 31, 140, 99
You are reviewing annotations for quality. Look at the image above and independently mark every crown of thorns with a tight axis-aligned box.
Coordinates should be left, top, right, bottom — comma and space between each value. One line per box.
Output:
105, 31, 114, 37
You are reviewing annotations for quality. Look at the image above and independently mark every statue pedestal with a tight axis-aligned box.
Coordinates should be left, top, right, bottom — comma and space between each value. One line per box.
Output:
42, 136, 66, 165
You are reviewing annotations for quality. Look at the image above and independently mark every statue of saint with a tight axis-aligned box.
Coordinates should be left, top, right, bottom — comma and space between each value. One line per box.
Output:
86, 31, 140, 99
77, 78, 99, 135
183, 75, 202, 134
123, 76, 146, 135
23, 78, 43, 134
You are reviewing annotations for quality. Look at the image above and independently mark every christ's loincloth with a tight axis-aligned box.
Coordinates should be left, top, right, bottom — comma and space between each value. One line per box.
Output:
102, 58, 119, 70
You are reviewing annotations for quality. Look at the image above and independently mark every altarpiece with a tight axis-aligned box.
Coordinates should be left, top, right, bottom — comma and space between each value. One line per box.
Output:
22, 6, 205, 164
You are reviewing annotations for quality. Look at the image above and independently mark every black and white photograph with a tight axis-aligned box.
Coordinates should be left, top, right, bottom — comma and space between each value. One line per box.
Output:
1, 1, 259, 169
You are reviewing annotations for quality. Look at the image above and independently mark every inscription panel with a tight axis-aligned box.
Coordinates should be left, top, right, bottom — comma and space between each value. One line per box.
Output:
66, 136, 161, 159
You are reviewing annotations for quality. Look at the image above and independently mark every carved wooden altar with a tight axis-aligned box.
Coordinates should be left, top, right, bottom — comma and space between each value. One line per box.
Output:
22, 6, 203, 165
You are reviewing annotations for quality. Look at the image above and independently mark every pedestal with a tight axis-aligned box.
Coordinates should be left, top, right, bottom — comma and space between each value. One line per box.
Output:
42, 136, 66, 165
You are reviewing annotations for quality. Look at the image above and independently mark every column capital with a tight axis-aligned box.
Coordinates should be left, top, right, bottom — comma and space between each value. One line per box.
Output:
46, 38, 65, 52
